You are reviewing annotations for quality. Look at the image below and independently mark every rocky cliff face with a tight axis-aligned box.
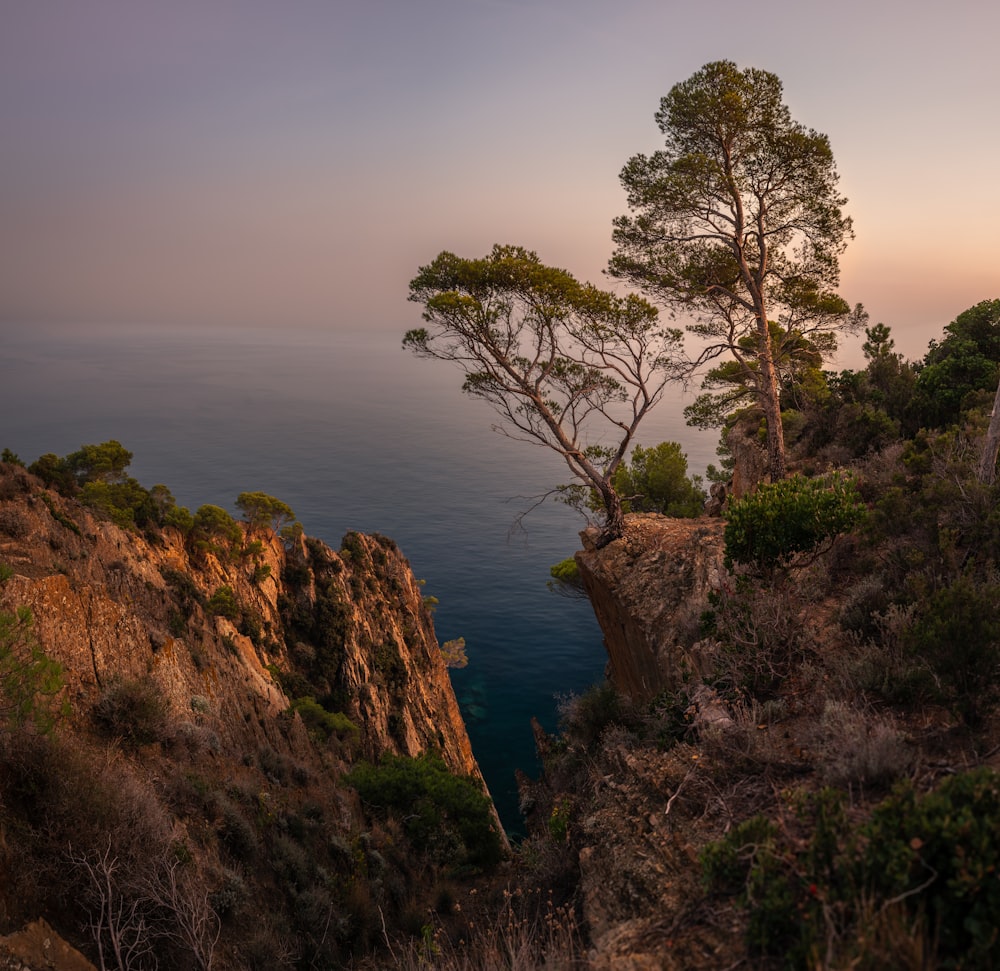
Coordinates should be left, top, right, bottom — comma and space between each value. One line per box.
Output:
0, 460, 496, 968
0, 462, 479, 781
575, 515, 726, 703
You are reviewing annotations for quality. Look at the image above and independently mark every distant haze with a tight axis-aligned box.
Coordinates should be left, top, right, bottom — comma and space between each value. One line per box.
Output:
2, 0, 998, 363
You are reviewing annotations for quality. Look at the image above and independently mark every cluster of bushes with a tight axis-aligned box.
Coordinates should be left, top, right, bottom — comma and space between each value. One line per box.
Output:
13, 442, 299, 577
344, 751, 504, 871
702, 769, 1000, 968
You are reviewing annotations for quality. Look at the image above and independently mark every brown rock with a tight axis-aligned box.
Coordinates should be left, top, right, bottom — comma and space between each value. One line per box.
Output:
0, 919, 96, 971
575, 515, 726, 704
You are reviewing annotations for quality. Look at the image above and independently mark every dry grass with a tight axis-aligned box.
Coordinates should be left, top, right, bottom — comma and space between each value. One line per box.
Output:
377, 887, 584, 971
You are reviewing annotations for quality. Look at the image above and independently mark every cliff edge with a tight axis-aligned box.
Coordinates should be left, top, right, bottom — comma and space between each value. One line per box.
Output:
0, 459, 499, 968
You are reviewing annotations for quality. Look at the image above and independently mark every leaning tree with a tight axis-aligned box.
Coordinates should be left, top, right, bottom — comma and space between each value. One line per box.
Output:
609, 60, 863, 481
405, 245, 684, 545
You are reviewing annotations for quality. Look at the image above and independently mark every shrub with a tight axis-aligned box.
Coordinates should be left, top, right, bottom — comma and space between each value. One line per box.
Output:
702, 769, 1000, 969
703, 575, 806, 698
557, 682, 637, 748
724, 472, 866, 575
612, 441, 706, 516
289, 696, 358, 743
206, 585, 240, 620
189, 504, 242, 558
547, 557, 587, 598
93, 678, 170, 747
903, 572, 1000, 725
344, 751, 503, 870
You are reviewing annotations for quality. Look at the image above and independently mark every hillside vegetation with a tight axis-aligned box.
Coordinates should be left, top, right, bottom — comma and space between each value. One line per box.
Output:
0, 451, 505, 970
4, 300, 1000, 970
512, 299, 1000, 970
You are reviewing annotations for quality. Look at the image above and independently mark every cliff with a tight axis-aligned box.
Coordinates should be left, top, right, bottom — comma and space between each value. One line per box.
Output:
0, 460, 499, 968
575, 515, 726, 703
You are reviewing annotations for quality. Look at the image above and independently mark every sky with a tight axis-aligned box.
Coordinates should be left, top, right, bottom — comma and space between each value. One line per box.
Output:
2, 0, 998, 365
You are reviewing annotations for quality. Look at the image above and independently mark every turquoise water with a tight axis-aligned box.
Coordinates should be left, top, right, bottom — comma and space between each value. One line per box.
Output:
0, 322, 716, 831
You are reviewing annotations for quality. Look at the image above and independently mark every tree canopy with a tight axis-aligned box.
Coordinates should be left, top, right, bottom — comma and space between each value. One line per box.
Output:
913, 299, 1000, 429
609, 60, 862, 482
235, 491, 296, 535
406, 245, 684, 544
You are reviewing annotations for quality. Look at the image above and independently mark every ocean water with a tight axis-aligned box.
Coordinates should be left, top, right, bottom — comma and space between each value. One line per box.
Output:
0, 322, 717, 831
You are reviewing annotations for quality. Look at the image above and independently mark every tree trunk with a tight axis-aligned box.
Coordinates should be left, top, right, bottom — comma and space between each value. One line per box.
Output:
756, 322, 787, 482
596, 486, 626, 548
978, 376, 1000, 484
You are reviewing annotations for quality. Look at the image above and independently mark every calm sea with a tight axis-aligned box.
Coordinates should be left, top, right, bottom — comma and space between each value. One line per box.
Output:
0, 322, 717, 832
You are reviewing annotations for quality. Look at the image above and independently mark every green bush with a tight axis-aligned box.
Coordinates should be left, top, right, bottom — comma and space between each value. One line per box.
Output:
724, 473, 866, 574
344, 751, 503, 870
702, 770, 1000, 969
904, 573, 1000, 725
547, 557, 587, 598
558, 681, 637, 747
206, 585, 240, 620
190, 504, 243, 558
0, 606, 67, 733
612, 441, 706, 516
289, 696, 358, 743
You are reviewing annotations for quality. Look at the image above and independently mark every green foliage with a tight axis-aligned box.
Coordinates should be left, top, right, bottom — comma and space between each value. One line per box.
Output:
913, 299, 1000, 428
547, 556, 587, 598
64, 439, 133, 484
289, 696, 358, 743
345, 751, 503, 870
235, 491, 296, 534
703, 770, 1000, 968
26, 442, 195, 534
558, 682, 637, 748
611, 441, 705, 516
684, 324, 835, 434
440, 636, 468, 668
904, 573, 1000, 725
724, 473, 866, 574
190, 504, 242, 558
0, 606, 67, 733
547, 797, 572, 842
1, 448, 24, 466
205, 585, 240, 620
558, 441, 704, 523
39, 493, 81, 534
78, 477, 156, 530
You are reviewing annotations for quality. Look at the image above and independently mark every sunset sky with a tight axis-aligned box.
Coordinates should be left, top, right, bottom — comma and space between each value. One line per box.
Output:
2, 0, 998, 363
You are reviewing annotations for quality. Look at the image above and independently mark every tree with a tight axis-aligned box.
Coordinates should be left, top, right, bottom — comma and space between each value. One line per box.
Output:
235, 491, 295, 535
609, 60, 862, 482
406, 245, 684, 545
682, 321, 834, 432
560, 440, 705, 518
913, 302, 1000, 429
613, 441, 705, 516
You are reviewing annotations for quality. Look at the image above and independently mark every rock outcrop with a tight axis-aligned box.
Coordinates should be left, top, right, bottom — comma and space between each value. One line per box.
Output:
0, 462, 480, 781
575, 515, 726, 703
0, 461, 499, 964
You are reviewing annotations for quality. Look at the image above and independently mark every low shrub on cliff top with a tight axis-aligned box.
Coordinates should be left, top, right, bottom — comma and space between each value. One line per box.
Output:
724, 472, 866, 576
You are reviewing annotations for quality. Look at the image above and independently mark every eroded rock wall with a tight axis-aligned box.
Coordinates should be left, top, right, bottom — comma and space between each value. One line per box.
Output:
0, 462, 482, 782
575, 515, 726, 703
